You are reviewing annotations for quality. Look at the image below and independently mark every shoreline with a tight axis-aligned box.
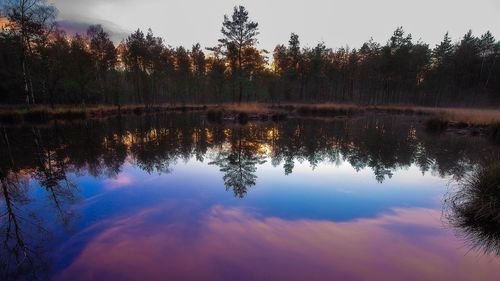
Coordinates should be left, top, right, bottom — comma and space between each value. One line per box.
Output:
1, 103, 499, 137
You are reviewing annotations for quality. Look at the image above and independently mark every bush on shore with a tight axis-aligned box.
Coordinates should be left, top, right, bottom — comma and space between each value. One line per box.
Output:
447, 162, 500, 255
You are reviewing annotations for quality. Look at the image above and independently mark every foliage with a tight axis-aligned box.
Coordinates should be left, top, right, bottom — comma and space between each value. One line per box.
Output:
1, 4, 500, 107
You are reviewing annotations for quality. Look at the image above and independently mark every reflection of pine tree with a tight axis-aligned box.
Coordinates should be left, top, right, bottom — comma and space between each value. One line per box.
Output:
210, 133, 266, 198
283, 157, 294, 176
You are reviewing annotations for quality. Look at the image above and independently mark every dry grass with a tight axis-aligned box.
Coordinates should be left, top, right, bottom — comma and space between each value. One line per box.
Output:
0, 104, 209, 123
1, 103, 500, 126
220, 103, 275, 114
269, 103, 500, 125
363, 105, 500, 125
431, 108, 500, 125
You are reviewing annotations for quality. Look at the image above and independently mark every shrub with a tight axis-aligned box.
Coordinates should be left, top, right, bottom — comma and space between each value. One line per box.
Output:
447, 163, 500, 255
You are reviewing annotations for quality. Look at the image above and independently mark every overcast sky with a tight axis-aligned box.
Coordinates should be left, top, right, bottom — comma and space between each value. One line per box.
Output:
50, 0, 500, 50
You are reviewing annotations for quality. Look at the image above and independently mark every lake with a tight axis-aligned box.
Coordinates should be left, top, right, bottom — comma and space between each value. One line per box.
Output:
1, 113, 500, 281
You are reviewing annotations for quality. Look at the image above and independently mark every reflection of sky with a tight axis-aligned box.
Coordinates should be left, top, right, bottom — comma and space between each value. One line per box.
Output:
54, 205, 500, 281
73, 158, 447, 221
31, 157, 499, 280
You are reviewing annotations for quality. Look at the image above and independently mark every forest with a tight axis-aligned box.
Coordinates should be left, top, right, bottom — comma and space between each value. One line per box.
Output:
1, 1, 499, 107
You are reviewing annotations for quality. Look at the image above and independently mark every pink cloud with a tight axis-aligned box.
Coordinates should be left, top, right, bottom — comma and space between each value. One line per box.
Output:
55, 205, 500, 281
104, 175, 132, 189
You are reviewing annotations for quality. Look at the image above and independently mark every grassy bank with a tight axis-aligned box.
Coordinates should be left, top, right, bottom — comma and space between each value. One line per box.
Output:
0, 104, 208, 124
214, 103, 500, 142
2, 103, 500, 128
267, 103, 500, 125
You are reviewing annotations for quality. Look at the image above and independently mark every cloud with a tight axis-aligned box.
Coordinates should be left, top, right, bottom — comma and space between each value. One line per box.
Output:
46, 0, 500, 51
50, 0, 130, 43
103, 174, 133, 189
55, 205, 500, 281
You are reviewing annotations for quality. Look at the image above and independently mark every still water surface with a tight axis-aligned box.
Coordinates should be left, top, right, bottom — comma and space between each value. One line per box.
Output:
1, 113, 500, 280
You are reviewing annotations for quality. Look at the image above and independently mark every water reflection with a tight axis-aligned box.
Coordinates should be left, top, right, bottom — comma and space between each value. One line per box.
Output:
0, 169, 48, 281
209, 127, 267, 198
54, 205, 500, 281
1, 114, 489, 188
0, 113, 499, 280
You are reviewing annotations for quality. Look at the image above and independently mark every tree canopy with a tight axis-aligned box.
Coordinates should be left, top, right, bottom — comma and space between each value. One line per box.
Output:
1, 3, 499, 107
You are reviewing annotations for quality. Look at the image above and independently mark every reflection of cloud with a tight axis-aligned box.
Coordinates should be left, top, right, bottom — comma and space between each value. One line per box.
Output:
104, 175, 132, 189
55, 206, 500, 281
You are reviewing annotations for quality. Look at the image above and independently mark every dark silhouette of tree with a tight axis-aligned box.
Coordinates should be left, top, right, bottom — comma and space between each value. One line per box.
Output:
68, 34, 94, 104
3, 0, 56, 105
87, 24, 117, 104
122, 29, 148, 104
40, 29, 70, 107
205, 45, 227, 103
429, 32, 454, 105
190, 43, 206, 103
218, 6, 259, 103
174, 46, 191, 103
0, 2, 499, 107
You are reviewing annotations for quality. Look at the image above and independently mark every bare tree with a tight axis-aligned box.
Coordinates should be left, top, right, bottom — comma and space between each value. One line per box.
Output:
3, 0, 56, 105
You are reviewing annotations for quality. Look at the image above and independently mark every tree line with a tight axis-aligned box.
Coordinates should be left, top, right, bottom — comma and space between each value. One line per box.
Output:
1, 1, 499, 107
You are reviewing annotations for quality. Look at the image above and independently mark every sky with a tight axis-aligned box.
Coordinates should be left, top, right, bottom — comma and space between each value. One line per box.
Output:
45, 0, 500, 50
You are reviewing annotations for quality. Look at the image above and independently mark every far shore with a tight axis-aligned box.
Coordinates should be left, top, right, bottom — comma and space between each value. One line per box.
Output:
1, 103, 500, 124
1, 102, 500, 144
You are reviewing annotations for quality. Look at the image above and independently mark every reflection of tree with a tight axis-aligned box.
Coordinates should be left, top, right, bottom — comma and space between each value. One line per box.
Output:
0, 169, 49, 281
2, 114, 496, 188
0, 113, 499, 277
210, 128, 266, 198
32, 127, 78, 227
0, 127, 74, 280
283, 156, 294, 176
